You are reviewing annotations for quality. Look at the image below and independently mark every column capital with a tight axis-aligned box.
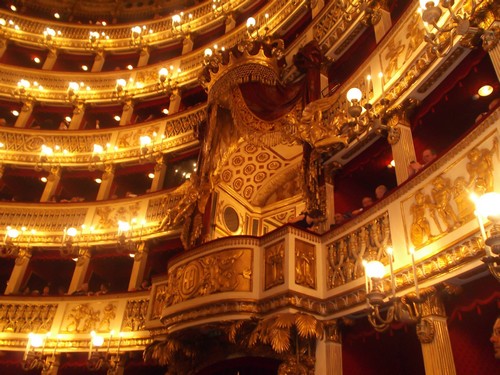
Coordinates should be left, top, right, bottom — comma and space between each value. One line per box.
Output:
324, 319, 342, 343
15, 247, 32, 265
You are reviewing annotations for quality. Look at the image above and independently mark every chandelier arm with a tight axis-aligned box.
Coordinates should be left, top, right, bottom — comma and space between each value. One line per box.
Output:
486, 260, 500, 282
367, 304, 395, 332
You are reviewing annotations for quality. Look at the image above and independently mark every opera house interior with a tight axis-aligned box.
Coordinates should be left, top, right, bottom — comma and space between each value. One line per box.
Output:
0, 0, 499, 374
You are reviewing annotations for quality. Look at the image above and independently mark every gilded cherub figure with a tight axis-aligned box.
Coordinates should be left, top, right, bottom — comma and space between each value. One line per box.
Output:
410, 190, 433, 247
431, 175, 461, 233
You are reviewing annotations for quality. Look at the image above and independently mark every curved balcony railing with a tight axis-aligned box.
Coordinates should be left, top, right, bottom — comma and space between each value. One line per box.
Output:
0, 104, 204, 168
0, 0, 252, 51
0, 291, 152, 355
0, 186, 186, 249
0, 0, 367, 104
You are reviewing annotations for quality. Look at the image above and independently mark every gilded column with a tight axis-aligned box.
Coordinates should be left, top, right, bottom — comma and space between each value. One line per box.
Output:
91, 51, 105, 72
373, 8, 392, 43
67, 247, 91, 294
488, 39, 500, 82
68, 101, 86, 129
128, 242, 149, 291
40, 166, 61, 202
4, 247, 32, 295
0, 38, 6, 59
96, 165, 115, 200
315, 320, 342, 375
42, 49, 58, 70
14, 100, 34, 128
119, 97, 135, 126
182, 35, 194, 54
387, 113, 417, 185
150, 155, 167, 192
168, 89, 182, 115
137, 47, 150, 67
311, 0, 325, 18
417, 287, 456, 375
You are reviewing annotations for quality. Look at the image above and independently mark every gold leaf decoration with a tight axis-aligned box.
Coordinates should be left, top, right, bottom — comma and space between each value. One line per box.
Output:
271, 328, 291, 353
273, 313, 296, 329
295, 314, 323, 339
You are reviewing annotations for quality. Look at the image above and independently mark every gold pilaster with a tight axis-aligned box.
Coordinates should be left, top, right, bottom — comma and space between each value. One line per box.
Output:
488, 39, 500, 82
315, 320, 343, 375
387, 113, 417, 184
150, 158, 167, 192
182, 35, 194, 55
96, 165, 115, 201
14, 100, 34, 128
4, 247, 32, 295
40, 166, 61, 202
42, 50, 58, 70
168, 89, 182, 115
67, 247, 91, 295
417, 287, 456, 375
137, 47, 150, 68
128, 242, 149, 291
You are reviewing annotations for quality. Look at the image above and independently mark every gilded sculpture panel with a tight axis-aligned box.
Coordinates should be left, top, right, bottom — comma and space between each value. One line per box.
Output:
265, 240, 285, 290
122, 299, 148, 332
0, 303, 57, 333
295, 240, 316, 290
165, 249, 252, 306
326, 212, 390, 290
403, 136, 498, 249
61, 302, 117, 334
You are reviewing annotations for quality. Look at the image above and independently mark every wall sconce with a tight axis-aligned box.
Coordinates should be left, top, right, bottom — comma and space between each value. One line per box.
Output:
35, 144, 63, 172
0, 226, 21, 257
117, 220, 136, 252
13, 79, 35, 101
419, 0, 494, 55
89, 143, 111, 171
364, 247, 422, 332
474, 192, 500, 281
172, 12, 192, 36
22, 332, 57, 372
67, 81, 84, 106
245, 15, 270, 41
139, 133, 164, 164
158, 67, 180, 95
61, 227, 79, 257
131, 25, 148, 49
88, 331, 123, 373
115, 78, 127, 97
212, 0, 231, 18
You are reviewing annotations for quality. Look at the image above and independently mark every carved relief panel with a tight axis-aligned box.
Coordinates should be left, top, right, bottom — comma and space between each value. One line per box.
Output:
0, 303, 57, 333
295, 240, 316, 289
402, 134, 498, 249
61, 302, 118, 334
264, 240, 285, 290
165, 248, 252, 307
326, 212, 390, 290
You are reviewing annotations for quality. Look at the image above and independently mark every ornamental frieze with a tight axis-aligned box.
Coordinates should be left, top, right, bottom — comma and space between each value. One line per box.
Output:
326, 212, 390, 290
295, 240, 317, 289
165, 248, 252, 306
0, 303, 57, 333
403, 135, 498, 249
62, 302, 117, 334
265, 240, 285, 290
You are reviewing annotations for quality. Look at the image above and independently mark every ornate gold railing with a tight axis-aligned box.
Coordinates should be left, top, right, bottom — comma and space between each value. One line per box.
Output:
0, 0, 252, 51
0, 292, 152, 354
0, 105, 204, 167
